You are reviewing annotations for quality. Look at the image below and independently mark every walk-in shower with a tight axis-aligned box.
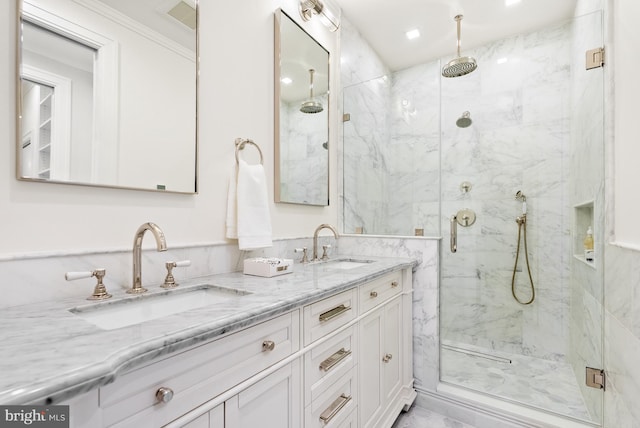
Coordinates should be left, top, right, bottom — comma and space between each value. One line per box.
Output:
342, 8, 605, 425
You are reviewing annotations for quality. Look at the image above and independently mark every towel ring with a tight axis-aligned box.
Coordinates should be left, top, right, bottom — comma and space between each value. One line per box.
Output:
235, 138, 264, 165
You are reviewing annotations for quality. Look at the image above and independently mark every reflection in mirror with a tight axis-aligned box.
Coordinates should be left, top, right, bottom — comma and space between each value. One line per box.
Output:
274, 9, 329, 206
18, 0, 197, 193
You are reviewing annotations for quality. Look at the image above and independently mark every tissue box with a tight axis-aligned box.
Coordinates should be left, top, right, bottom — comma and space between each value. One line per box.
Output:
243, 258, 294, 277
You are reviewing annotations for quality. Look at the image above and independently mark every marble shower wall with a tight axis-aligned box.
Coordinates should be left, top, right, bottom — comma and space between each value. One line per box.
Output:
279, 95, 329, 205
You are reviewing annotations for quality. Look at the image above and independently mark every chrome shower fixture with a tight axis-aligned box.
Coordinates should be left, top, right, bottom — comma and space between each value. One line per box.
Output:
456, 111, 472, 128
442, 15, 478, 78
300, 69, 323, 114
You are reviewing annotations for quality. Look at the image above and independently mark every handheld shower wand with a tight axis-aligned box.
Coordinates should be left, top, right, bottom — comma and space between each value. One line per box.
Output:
511, 191, 535, 305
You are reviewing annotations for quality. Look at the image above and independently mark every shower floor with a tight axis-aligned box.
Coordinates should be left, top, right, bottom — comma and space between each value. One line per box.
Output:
440, 341, 592, 422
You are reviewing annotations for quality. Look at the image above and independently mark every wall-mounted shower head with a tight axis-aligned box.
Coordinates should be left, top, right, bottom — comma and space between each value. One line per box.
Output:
456, 111, 472, 128
442, 15, 477, 78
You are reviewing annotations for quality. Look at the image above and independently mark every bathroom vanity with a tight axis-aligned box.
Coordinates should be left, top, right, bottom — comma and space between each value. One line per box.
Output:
0, 256, 416, 428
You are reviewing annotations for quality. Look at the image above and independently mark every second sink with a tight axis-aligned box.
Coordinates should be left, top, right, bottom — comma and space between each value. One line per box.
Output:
69, 285, 251, 330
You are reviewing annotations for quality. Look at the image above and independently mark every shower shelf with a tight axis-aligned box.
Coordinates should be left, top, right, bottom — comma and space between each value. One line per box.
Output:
573, 254, 596, 269
574, 201, 595, 268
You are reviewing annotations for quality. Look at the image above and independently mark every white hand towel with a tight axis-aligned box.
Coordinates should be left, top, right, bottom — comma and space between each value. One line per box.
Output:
226, 159, 272, 250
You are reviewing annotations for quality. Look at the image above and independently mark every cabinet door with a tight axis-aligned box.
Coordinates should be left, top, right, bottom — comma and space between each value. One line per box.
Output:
382, 296, 402, 404
359, 306, 383, 428
359, 296, 403, 428
180, 404, 223, 428
225, 359, 301, 428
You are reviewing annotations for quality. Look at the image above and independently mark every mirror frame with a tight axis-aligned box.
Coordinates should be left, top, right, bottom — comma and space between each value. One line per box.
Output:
15, 0, 199, 194
274, 8, 330, 206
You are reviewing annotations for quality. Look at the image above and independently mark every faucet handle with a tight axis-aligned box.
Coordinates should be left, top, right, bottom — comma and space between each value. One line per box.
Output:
294, 247, 309, 264
65, 268, 112, 300
321, 245, 332, 261
161, 260, 191, 289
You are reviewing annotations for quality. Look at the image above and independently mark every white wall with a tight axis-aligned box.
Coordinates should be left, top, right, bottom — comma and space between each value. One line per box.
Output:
0, 0, 339, 257
612, 0, 640, 245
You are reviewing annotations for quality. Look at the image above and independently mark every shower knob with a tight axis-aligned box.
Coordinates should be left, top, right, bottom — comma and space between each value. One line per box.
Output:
455, 209, 476, 227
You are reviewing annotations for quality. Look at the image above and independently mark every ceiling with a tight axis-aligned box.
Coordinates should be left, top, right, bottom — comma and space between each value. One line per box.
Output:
334, 0, 578, 71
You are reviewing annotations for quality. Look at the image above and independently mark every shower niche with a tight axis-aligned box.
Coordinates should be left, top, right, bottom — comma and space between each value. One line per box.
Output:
574, 201, 596, 267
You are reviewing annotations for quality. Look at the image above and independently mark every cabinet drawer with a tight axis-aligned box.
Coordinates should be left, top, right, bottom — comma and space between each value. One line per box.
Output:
304, 326, 357, 407
305, 368, 358, 428
303, 289, 357, 345
359, 272, 402, 314
100, 310, 299, 427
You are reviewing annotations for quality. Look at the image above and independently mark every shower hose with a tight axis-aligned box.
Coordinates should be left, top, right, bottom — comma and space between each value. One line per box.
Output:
511, 215, 535, 305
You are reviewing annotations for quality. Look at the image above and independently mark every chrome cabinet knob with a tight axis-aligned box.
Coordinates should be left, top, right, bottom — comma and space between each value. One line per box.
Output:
391, 281, 399, 288
156, 386, 174, 404
262, 340, 275, 352
370, 291, 378, 298
382, 353, 393, 363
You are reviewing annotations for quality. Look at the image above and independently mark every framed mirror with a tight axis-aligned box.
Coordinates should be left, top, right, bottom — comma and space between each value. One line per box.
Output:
274, 9, 329, 206
17, 0, 198, 194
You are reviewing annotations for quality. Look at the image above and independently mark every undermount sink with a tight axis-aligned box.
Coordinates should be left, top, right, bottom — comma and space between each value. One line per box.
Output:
321, 258, 375, 270
69, 285, 251, 330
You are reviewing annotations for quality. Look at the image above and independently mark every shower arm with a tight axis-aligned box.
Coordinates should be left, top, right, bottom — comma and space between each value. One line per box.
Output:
456, 15, 462, 57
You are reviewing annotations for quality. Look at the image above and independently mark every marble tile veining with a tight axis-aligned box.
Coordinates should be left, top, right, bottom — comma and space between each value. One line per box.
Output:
392, 405, 477, 428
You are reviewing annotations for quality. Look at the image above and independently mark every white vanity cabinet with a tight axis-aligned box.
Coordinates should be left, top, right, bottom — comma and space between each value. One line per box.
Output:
358, 271, 413, 428
60, 267, 414, 428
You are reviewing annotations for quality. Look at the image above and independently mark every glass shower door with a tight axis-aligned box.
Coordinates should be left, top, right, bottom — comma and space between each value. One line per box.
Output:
439, 11, 604, 424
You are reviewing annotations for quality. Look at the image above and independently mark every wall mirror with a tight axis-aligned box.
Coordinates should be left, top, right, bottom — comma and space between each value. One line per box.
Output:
17, 0, 197, 194
274, 9, 329, 206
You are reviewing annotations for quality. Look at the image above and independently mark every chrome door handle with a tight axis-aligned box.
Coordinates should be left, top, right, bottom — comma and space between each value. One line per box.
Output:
450, 215, 457, 253
319, 348, 352, 372
319, 394, 352, 423
319, 304, 351, 322
156, 387, 174, 404
262, 340, 275, 352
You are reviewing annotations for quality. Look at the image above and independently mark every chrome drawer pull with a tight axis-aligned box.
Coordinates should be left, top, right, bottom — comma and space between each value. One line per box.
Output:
319, 348, 352, 372
370, 291, 378, 298
262, 340, 275, 352
319, 393, 352, 423
319, 304, 351, 322
155, 386, 174, 404
391, 281, 399, 288
382, 353, 393, 363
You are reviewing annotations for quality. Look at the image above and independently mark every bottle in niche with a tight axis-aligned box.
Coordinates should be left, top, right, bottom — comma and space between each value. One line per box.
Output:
584, 226, 594, 262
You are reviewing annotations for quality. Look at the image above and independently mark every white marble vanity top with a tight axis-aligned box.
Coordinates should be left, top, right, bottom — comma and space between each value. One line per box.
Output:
0, 255, 416, 405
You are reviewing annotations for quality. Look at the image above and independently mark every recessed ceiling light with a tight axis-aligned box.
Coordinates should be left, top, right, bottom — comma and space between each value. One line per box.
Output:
497, 57, 508, 64
281, 77, 293, 85
505, 0, 521, 6
405, 29, 420, 40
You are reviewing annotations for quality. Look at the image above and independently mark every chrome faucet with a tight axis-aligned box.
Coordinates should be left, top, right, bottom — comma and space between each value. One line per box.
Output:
312, 223, 339, 261
128, 222, 168, 294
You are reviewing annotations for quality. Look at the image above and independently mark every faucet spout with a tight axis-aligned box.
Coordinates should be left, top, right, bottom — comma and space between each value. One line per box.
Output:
312, 223, 339, 261
128, 222, 167, 294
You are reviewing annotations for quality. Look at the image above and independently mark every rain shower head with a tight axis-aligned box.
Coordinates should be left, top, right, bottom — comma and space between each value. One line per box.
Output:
456, 111, 472, 128
300, 69, 323, 114
442, 15, 477, 78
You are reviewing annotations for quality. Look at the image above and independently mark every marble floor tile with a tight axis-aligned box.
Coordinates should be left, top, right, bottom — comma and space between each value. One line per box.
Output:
440, 342, 592, 422
392, 405, 477, 428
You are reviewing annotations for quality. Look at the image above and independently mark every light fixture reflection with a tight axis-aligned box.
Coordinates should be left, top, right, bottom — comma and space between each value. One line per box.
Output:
299, 0, 341, 32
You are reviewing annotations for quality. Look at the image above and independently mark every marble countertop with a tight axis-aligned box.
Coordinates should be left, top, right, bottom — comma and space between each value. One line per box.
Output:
0, 255, 415, 405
